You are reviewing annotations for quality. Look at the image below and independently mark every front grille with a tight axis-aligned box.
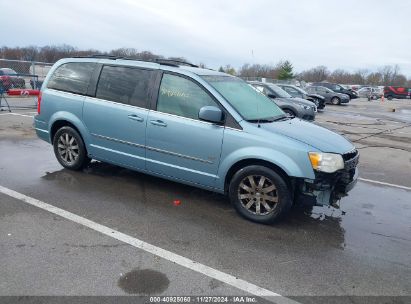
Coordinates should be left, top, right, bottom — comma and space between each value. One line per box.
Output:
341, 149, 359, 184
342, 149, 358, 162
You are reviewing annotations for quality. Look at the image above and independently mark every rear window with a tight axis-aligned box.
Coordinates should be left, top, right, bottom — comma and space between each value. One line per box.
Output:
47, 62, 95, 95
96, 65, 152, 108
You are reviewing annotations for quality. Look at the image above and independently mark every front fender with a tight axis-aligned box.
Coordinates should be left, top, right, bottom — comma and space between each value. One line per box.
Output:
216, 146, 315, 190
48, 111, 91, 146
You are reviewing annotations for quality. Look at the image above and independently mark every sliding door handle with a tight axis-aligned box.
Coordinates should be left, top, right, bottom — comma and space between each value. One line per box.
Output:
128, 114, 144, 122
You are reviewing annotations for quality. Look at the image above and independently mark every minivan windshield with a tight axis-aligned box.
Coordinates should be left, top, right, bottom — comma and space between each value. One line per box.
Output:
203, 76, 285, 121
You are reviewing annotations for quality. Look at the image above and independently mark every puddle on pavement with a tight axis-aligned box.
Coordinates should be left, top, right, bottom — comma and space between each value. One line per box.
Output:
118, 269, 169, 294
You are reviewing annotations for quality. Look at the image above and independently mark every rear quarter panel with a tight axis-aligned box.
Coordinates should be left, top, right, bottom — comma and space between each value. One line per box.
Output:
39, 89, 89, 144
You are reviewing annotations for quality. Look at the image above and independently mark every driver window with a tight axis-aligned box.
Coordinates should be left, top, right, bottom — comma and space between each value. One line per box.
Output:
157, 74, 217, 120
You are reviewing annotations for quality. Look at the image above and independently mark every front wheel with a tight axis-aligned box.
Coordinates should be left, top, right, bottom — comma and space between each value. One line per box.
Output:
331, 97, 341, 105
229, 166, 292, 224
283, 109, 296, 118
53, 126, 90, 170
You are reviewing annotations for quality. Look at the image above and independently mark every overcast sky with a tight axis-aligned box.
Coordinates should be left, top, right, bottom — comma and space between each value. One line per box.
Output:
2, 0, 410, 75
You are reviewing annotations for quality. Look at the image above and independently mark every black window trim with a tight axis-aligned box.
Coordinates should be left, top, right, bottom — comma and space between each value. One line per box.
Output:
152, 71, 242, 130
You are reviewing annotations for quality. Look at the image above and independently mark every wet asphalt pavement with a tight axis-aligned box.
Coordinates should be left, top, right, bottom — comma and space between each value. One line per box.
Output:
0, 98, 410, 302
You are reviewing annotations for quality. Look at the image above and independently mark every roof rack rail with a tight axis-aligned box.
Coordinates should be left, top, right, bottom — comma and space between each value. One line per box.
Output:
72, 54, 122, 60
154, 58, 198, 68
71, 55, 199, 68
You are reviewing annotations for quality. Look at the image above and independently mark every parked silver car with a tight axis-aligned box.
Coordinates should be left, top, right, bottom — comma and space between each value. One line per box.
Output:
306, 86, 350, 105
357, 87, 382, 100
248, 82, 316, 121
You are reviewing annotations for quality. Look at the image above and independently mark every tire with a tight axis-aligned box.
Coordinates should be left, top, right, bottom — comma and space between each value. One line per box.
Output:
283, 108, 296, 118
53, 126, 90, 170
387, 95, 393, 101
331, 96, 341, 105
228, 165, 292, 224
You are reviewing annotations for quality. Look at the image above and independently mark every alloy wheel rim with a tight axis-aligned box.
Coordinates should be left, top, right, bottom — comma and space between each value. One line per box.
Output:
238, 175, 278, 215
57, 133, 79, 164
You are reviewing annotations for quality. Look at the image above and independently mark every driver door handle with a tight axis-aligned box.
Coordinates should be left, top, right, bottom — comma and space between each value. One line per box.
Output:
150, 120, 167, 127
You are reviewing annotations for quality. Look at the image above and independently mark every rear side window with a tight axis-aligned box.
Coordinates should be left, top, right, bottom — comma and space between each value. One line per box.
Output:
47, 62, 95, 95
96, 66, 152, 108
157, 74, 217, 120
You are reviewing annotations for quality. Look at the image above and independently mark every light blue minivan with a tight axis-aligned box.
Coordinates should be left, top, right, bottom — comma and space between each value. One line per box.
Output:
34, 56, 359, 223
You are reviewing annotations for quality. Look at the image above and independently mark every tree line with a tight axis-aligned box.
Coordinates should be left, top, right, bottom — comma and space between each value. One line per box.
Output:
236, 62, 410, 86
0, 45, 187, 65
1, 45, 410, 86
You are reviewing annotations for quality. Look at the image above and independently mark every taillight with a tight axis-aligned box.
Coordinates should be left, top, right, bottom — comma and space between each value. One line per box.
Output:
37, 91, 42, 114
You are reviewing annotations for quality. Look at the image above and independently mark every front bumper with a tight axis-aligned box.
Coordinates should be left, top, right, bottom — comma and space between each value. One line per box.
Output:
317, 100, 326, 110
297, 107, 316, 121
297, 150, 359, 206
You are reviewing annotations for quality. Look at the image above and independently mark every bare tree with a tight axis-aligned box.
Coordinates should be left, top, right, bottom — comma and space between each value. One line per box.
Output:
300, 66, 330, 82
238, 62, 281, 79
366, 72, 382, 86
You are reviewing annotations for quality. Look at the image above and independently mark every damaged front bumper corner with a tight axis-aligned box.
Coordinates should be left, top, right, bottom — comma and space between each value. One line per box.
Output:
297, 167, 359, 207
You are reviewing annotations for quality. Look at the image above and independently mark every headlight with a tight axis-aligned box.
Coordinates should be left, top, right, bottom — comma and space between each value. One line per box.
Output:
298, 104, 311, 110
308, 152, 344, 173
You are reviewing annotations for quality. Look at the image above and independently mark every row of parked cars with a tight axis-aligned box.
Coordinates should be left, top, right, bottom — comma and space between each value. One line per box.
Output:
344, 84, 411, 100
248, 81, 359, 121
249, 79, 411, 121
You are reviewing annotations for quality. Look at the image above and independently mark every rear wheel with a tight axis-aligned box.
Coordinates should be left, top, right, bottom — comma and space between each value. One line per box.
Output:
387, 95, 393, 100
331, 97, 341, 105
229, 165, 292, 224
53, 126, 90, 170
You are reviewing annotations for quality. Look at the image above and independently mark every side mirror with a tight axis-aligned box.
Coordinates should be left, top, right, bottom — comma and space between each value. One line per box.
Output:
267, 94, 276, 99
198, 106, 224, 124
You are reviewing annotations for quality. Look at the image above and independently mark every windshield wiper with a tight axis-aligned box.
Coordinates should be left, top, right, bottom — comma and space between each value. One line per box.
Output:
246, 119, 274, 123
271, 115, 290, 122
246, 115, 289, 123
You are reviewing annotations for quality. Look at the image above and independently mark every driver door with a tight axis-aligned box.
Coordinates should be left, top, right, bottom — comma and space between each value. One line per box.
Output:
145, 73, 224, 188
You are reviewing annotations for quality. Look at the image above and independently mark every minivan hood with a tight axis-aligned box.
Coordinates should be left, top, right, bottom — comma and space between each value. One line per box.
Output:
259, 119, 354, 153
